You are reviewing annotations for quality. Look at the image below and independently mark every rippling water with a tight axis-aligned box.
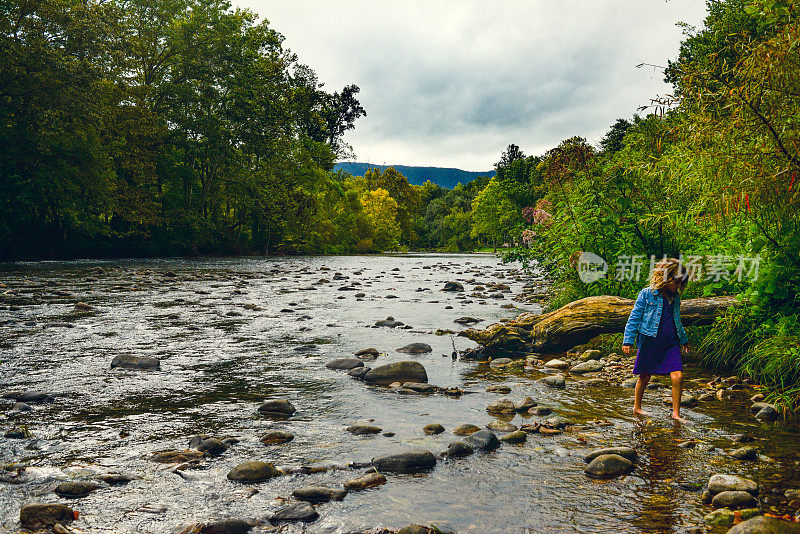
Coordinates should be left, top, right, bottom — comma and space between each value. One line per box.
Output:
1, 254, 798, 533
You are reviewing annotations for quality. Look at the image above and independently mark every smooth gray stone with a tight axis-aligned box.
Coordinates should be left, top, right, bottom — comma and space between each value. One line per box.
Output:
725, 515, 800, 534
372, 450, 437, 473
268, 502, 319, 524
325, 358, 364, 370
465, 430, 500, 452
585, 454, 634, 479
584, 447, 637, 464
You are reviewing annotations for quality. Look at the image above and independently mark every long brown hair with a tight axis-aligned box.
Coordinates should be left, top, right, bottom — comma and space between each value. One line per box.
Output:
650, 258, 689, 294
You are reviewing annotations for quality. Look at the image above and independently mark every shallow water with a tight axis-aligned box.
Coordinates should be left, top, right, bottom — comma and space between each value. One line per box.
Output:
1, 254, 798, 533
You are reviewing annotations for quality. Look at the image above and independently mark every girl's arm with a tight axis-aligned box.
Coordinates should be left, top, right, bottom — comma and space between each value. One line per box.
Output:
623, 290, 646, 348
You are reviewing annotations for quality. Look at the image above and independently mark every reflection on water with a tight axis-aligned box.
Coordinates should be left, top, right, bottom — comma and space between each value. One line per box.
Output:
0, 254, 798, 533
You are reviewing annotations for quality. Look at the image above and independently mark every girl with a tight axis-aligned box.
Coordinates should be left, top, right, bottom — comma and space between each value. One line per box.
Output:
622, 258, 691, 421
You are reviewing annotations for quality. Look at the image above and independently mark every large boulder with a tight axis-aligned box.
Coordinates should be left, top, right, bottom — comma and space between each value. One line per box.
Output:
111, 354, 160, 371
372, 450, 436, 473
584, 454, 634, 479
363, 361, 428, 385
20, 503, 75, 530
726, 515, 800, 534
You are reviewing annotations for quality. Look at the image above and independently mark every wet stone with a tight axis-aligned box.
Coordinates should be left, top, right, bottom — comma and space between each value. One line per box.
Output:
20, 503, 75, 530
257, 399, 296, 417
486, 385, 511, 394
585, 454, 634, 479
291, 486, 347, 503
347, 425, 382, 436
325, 358, 364, 370
111, 354, 160, 371
54, 481, 102, 498
584, 447, 637, 464
150, 450, 205, 463
197, 438, 228, 456
452, 424, 481, 436
268, 502, 318, 524
344, 471, 386, 490
708, 474, 759, 496
396, 343, 433, 354
726, 515, 800, 534
363, 361, 428, 385
227, 461, 281, 483
499, 430, 527, 443
730, 445, 758, 461
487, 420, 517, 432
711, 490, 758, 509
260, 431, 294, 445
465, 430, 500, 452
542, 374, 566, 388
178, 519, 252, 534
443, 441, 474, 458
372, 450, 437, 473
97, 474, 132, 485
570, 360, 605, 374
486, 399, 516, 414
423, 423, 445, 435
515, 397, 537, 412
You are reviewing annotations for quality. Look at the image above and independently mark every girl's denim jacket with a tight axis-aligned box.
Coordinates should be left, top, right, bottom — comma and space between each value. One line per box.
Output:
623, 287, 688, 346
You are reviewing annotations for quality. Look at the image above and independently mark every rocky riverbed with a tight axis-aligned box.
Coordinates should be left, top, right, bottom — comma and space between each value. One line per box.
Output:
1, 254, 799, 533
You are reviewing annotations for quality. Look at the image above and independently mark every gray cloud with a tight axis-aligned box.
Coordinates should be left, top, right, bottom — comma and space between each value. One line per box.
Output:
236, 1, 708, 170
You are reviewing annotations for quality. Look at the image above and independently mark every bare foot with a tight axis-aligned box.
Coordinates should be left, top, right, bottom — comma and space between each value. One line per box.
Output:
634, 408, 649, 417
671, 414, 688, 423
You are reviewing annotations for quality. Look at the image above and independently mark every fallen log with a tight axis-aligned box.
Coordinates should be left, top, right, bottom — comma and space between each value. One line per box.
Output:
459, 295, 739, 356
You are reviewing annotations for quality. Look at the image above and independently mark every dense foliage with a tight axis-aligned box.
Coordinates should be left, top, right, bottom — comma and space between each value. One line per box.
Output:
498, 0, 800, 410
0, 0, 371, 258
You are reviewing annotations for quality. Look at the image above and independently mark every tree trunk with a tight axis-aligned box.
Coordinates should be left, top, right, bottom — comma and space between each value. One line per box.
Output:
459, 294, 739, 355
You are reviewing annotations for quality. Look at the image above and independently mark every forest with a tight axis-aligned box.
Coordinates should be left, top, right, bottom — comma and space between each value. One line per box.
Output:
2, 0, 799, 405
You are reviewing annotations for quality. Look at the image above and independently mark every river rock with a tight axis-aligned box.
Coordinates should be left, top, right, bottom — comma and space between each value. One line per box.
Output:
487, 420, 517, 432
755, 405, 779, 422
725, 515, 800, 533
704, 509, 760, 529
197, 438, 228, 456
486, 399, 516, 414
257, 399, 296, 417
452, 424, 481, 436
343, 471, 386, 490
622, 377, 639, 388
489, 357, 514, 368
325, 358, 364, 370
454, 317, 482, 325
372, 450, 436, 473
423, 423, 445, 435
291, 486, 347, 503
584, 447, 637, 464
348, 366, 370, 379
188, 434, 213, 449
11, 402, 32, 412
403, 382, 437, 393
465, 430, 500, 452
544, 359, 569, 370
662, 393, 699, 407
150, 450, 205, 463
730, 446, 758, 460
268, 502, 318, 524
541, 374, 566, 388
54, 481, 102, 498
97, 474, 132, 485
363, 361, 427, 385
499, 430, 527, 443
712, 490, 758, 509
347, 425, 382, 435
178, 519, 252, 534
355, 348, 380, 359
532, 406, 552, 416
578, 349, 602, 361
396, 343, 433, 354
226, 461, 281, 483
260, 431, 294, 445
375, 316, 404, 327
486, 385, 511, 393
442, 282, 464, 292
515, 397, 537, 412
708, 474, 759, 496
585, 454, 634, 479
111, 354, 160, 371
570, 360, 605, 374
5, 391, 54, 403
20, 503, 75, 530
443, 441, 474, 457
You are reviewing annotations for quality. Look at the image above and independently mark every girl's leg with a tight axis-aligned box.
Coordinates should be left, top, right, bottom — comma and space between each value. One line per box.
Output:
670, 370, 685, 421
634, 374, 651, 415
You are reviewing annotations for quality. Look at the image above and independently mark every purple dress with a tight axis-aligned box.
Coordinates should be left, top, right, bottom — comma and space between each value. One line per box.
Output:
633, 298, 682, 375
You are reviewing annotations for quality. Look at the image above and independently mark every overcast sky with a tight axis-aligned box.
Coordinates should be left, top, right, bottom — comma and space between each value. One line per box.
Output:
234, 1, 709, 171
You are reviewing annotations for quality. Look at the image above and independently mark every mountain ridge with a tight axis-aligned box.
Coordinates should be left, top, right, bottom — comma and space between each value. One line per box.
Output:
335, 162, 493, 189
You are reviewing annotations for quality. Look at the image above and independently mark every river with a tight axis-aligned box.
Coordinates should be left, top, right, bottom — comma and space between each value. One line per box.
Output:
1, 254, 798, 533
